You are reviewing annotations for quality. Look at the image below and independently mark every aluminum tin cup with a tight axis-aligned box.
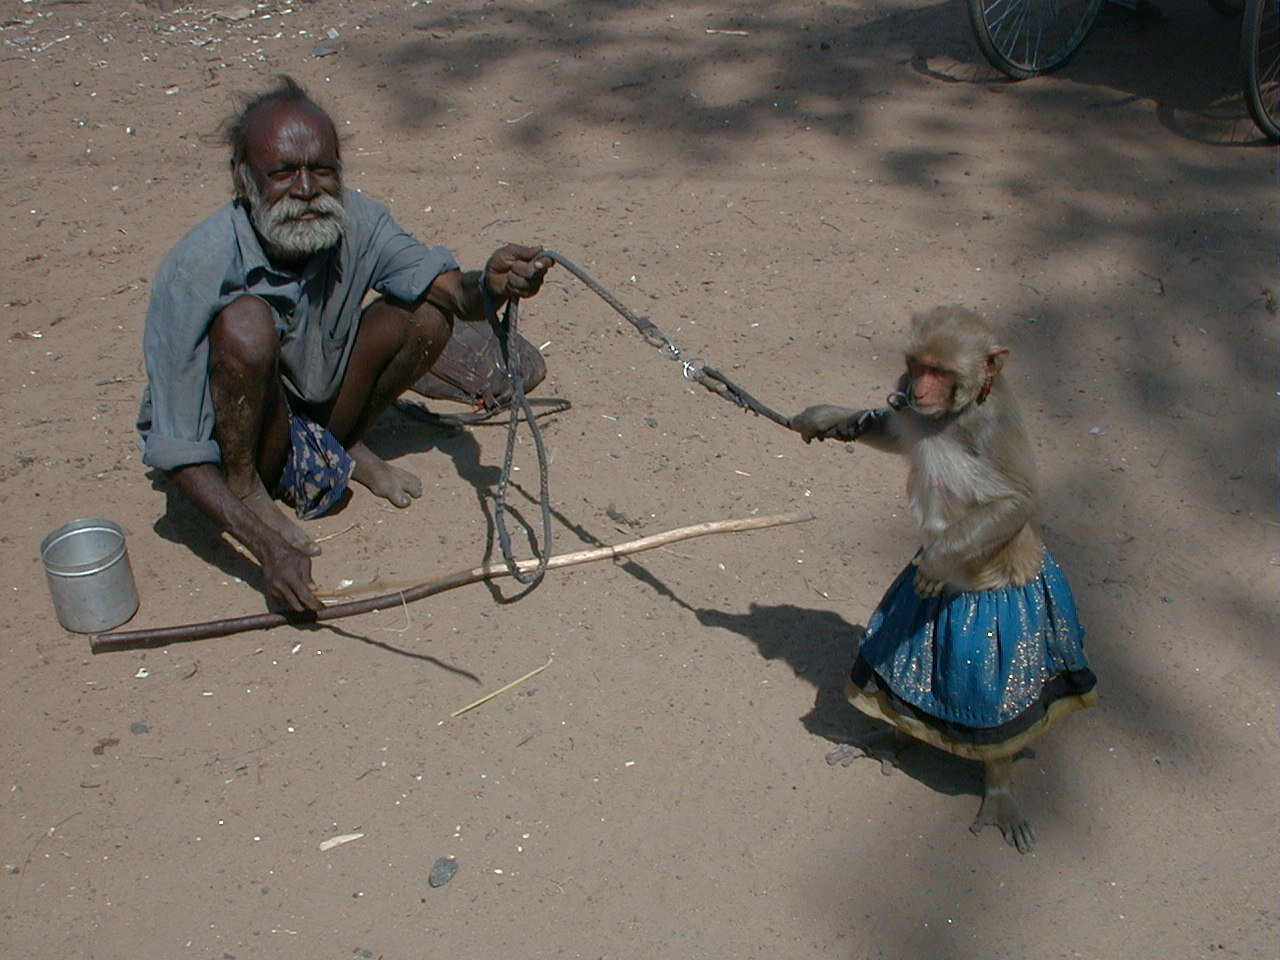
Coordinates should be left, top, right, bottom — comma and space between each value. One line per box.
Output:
40, 518, 139, 633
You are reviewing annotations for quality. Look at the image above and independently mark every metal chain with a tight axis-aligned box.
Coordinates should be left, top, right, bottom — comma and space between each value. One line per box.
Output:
542, 250, 793, 428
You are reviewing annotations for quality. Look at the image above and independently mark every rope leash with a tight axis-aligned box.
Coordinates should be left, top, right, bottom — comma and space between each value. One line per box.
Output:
484, 284, 554, 587
484, 248, 797, 588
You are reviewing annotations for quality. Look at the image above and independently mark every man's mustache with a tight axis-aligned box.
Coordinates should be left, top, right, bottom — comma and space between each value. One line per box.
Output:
262, 193, 343, 226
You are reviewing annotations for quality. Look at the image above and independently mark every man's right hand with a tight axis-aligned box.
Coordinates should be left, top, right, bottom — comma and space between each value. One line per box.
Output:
258, 536, 323, 613
169, 463, 324, 614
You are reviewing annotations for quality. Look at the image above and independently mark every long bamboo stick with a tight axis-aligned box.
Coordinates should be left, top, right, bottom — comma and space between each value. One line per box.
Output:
89, 512, 811, 653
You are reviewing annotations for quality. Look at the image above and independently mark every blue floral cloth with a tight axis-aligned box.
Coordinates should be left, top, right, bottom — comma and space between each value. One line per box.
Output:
852, 550, 1094, 740
276, 415, 355, 520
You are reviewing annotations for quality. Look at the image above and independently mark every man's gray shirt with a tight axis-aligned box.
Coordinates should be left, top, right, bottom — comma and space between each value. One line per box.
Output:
137, 189, 457, 471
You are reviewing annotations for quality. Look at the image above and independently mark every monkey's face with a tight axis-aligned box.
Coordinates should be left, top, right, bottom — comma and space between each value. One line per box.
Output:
905, 353, 959, 416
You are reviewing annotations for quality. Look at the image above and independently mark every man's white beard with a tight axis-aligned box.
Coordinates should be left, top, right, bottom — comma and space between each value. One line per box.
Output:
238, 167, 346, 262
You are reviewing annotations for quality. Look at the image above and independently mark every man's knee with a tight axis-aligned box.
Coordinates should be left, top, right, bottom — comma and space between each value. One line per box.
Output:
405, 302, 452, 370
210, 296, 279, 374
408, 301, 451, 353
363, 297, 451, 370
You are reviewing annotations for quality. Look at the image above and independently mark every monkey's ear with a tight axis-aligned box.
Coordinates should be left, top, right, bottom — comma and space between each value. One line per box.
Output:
986, 346, 1010, 377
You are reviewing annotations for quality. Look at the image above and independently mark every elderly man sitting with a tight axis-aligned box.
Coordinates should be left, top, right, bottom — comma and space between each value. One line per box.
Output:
137, 75, 551, 613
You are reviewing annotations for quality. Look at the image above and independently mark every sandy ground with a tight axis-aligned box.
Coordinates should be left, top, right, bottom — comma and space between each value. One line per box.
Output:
2, 1, 1277, 958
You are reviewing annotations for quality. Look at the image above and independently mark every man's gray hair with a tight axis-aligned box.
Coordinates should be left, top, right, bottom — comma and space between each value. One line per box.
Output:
218, 75, 337, 171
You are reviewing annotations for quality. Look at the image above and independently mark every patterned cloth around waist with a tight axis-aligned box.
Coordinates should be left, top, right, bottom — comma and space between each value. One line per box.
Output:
276, 415, 355, 520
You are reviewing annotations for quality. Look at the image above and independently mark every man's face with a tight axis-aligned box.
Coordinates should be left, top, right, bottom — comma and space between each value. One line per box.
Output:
236, 99, 346, 263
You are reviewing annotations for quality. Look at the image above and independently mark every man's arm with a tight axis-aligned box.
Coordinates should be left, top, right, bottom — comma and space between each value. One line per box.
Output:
168, 463, 323, 613
422, 244, 552, 322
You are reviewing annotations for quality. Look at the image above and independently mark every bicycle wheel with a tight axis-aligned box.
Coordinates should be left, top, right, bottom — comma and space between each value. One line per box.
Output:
1242, 0, 1279, 141
968, 0, 1105, 78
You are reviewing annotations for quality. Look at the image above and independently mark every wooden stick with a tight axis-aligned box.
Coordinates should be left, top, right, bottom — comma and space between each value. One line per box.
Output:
89, 512, 812, 653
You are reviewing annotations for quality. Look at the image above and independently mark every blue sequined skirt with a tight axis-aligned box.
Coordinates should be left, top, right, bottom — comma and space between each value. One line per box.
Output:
849, 550, 1096, 749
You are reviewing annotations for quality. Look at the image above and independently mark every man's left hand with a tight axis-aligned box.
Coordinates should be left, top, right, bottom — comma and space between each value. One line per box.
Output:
485, 244, 552, 301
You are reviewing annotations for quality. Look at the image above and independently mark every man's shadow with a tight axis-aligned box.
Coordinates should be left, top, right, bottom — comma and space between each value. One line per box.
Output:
149, 408, 499, 606
150, 469, 266, 589
378, 401, 566, 603
367, 400, 504, 490
694, 601, 983, 799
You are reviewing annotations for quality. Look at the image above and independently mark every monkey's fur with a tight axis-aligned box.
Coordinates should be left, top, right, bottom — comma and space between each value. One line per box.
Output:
795, 306, 1043, 595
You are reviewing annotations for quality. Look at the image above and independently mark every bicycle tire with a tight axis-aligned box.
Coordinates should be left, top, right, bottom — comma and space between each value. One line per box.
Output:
1242, 0, 1280, 141
968, 0, 1105, 78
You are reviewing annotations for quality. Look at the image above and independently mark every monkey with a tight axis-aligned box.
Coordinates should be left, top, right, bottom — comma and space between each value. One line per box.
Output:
791, 305, 1097, 854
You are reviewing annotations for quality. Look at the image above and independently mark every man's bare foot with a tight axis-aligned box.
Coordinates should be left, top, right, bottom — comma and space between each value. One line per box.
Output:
350, 441, 422, 508
240, 485, 321, 556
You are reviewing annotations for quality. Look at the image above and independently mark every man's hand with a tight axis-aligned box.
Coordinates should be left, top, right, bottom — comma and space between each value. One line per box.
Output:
169, 463, 324, 615
485, 244, 552, 301
258, 536, 323, 613
791, 404, 861, 443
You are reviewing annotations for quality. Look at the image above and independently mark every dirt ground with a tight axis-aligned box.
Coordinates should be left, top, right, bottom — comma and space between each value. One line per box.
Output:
2, 1, 1276, 958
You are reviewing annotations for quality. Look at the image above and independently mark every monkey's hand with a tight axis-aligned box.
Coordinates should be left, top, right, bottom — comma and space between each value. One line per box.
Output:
913, 570, 948, 598
791, 404, 867, 444
913, 548, 953, 597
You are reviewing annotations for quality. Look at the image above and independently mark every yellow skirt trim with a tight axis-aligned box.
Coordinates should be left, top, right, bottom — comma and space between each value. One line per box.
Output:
846, 681, 1098, 762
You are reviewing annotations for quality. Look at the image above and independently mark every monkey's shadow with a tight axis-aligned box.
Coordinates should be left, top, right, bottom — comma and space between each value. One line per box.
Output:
695, 602, 984, 799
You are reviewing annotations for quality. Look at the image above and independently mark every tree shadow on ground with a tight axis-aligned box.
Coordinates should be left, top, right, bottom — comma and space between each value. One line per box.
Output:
357, 0, 1264, 154
350, 0, 1276, 523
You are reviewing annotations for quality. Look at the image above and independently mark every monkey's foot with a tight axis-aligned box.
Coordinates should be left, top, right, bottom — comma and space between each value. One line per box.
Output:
970, 790, 1036, 854
825, 743, 866, 767
240, 486, 320, 556
825, 738, 898, 776
350, 441, 422, 508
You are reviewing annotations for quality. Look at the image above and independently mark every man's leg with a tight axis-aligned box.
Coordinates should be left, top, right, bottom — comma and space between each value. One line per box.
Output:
322, 297, 452, 507
208, 295, 319, 555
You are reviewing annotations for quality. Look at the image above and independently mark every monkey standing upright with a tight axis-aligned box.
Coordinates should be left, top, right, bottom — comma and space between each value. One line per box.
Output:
791, 305, 1097, 853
